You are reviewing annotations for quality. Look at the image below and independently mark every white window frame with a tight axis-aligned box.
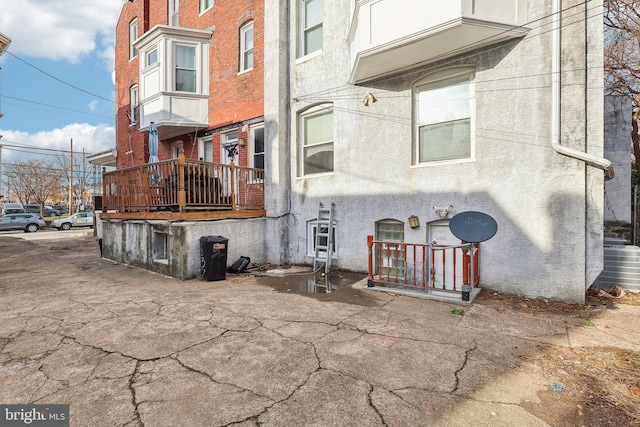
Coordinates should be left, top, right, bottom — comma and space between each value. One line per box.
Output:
307, 220, 337, 257
200, 0, 214, 14
129, 18, 139, 60
298, 104, 333, 177
250, 124, 264, 170
129, 85, 139, 125
413, 67, 476, 165
171, 141, 183, 158
174, 44, 197, 92
375, 219, 405, 277
198, 136, 213, 161
298, 0, 323, 58
169, 0, 179, 26
239, 21, 254, 73
147, 48, 158, 67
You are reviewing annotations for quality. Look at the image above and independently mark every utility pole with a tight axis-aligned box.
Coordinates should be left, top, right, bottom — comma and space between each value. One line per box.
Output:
68, 138, 73, 216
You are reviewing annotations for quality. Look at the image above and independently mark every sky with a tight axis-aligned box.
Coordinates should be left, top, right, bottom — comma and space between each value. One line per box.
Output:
0, 0, 122, 166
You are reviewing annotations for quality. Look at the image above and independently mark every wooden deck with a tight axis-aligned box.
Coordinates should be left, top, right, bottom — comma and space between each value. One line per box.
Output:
101, 154, 265, 220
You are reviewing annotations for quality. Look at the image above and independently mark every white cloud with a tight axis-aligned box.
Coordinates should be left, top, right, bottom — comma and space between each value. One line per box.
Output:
0, 0, 121, 66
0, 123, 115, 163
87, 100, 99, 112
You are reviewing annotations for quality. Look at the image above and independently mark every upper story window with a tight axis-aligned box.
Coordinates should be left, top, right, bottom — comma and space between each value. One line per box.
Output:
299, 104, 333, 176
200, 0, 214, 13
169, 0, 179, 26
129, 19, 139, 59
240, 21, 254, 73
299, 0, 323, 57
147, 48, 158, 66
413, 68, 475, 164
175, 45, 196, 92
129, 85, 139, 125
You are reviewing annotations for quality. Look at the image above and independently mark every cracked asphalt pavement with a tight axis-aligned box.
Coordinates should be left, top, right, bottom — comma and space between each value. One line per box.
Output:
0, 235, 638, 426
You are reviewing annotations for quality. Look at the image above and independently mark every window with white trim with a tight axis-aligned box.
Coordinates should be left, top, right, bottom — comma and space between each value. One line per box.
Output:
299, 104, 333, 176
200, 0, 213, 13
175, 45, 196, 92
307, 220, 337, 257
375, 219, 405, 277
169, 0, 179, 26
129, 85, 139, 125
250, 124, 264, 169
129, 19, 139, 59
240, 21, 254, 73
299, 0, 323, 57
414, 68, 475, 164
147, 48, 158, 66
172, 141, 183, 158
198, 136, 213, 161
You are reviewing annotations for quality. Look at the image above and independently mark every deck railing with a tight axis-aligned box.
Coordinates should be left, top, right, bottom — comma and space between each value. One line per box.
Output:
102, 153, 264, 213
367, 236, 479, 294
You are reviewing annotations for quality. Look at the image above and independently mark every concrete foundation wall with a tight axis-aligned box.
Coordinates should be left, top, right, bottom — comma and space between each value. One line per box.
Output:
604, 96, 632, 224
101, 218, 266, 280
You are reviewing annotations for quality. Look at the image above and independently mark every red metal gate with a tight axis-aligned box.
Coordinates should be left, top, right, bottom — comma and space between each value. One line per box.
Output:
367, 235, 479, 294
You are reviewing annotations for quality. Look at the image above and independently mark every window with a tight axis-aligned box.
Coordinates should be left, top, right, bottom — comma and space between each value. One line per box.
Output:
299, 0, 323, 57
172, 141, 183, 158
200, 0, 213, 13
175, 45, 196, 92
199, 136, 213, 161
240, 22, 254, 72
169, 0, 179, 26
147, 48, 158, 66
129, 85, 139, 125
152, 231, 168, 263
250, 124, 264, 169
414, 68, 474, 164
307, 220, 336, 257
375, 220, 405, 277
129, 19, 139, 59
299, 105, 333, 176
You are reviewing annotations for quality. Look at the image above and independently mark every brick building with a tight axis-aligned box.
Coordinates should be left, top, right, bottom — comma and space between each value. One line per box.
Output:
114, 0, 264, 170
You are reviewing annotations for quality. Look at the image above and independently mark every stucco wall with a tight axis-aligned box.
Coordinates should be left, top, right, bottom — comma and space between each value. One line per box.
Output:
604, 96, 632, 224
101, 218, 266, 279
263, 0, 607, 303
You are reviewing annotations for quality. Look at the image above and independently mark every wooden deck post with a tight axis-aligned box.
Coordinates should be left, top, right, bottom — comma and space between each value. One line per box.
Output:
178, 151, 186, 212
367, 235, 375, 287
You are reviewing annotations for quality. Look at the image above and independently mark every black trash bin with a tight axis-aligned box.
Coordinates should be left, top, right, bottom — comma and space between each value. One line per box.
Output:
200, 236, 229, 281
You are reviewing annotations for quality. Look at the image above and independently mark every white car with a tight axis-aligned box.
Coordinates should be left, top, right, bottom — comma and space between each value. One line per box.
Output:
51, 212, 94, 230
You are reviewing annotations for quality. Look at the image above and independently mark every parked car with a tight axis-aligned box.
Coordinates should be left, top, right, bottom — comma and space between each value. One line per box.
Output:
44, 206, 61, 217
1, 203, 26, 215
51, 212, 94, 230
0, 213, 46, 233
23, 204, 41, 214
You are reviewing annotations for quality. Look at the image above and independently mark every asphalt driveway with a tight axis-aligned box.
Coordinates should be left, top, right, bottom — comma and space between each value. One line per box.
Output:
0, 235, 638, 426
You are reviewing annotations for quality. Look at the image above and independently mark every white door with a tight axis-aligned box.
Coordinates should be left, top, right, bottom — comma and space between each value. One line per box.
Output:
428, 220, 464, 290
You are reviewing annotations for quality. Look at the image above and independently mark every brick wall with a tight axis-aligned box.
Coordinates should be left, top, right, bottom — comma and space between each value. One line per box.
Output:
114, 0, 264, 168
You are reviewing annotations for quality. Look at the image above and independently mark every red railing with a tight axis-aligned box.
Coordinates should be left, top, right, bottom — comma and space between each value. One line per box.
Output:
367, 235, 479, 294
102, 153, 264, 213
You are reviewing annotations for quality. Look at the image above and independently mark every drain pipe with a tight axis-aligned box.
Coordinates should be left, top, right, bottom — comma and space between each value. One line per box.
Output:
550, 0, 614, 180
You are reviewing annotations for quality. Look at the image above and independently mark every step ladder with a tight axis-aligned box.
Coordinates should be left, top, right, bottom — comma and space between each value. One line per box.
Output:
313, 203, 335, 289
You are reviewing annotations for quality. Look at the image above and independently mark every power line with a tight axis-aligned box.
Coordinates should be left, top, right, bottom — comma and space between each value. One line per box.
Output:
4, 51, 120, 106
2, 95, 114, 120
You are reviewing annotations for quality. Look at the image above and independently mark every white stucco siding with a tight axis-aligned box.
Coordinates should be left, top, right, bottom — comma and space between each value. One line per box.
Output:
262, 0, 608, 302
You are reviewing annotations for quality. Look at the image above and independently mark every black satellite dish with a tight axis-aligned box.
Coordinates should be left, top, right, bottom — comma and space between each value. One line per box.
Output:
449, 211, 498, 243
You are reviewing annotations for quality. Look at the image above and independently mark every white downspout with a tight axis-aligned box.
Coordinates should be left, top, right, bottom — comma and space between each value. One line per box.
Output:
551, 0, 614, 180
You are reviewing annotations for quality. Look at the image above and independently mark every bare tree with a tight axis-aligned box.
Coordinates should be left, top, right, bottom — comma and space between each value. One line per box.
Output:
5, 159, 62, 212
604, 0, 640, 174
54, 151, 94, 211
